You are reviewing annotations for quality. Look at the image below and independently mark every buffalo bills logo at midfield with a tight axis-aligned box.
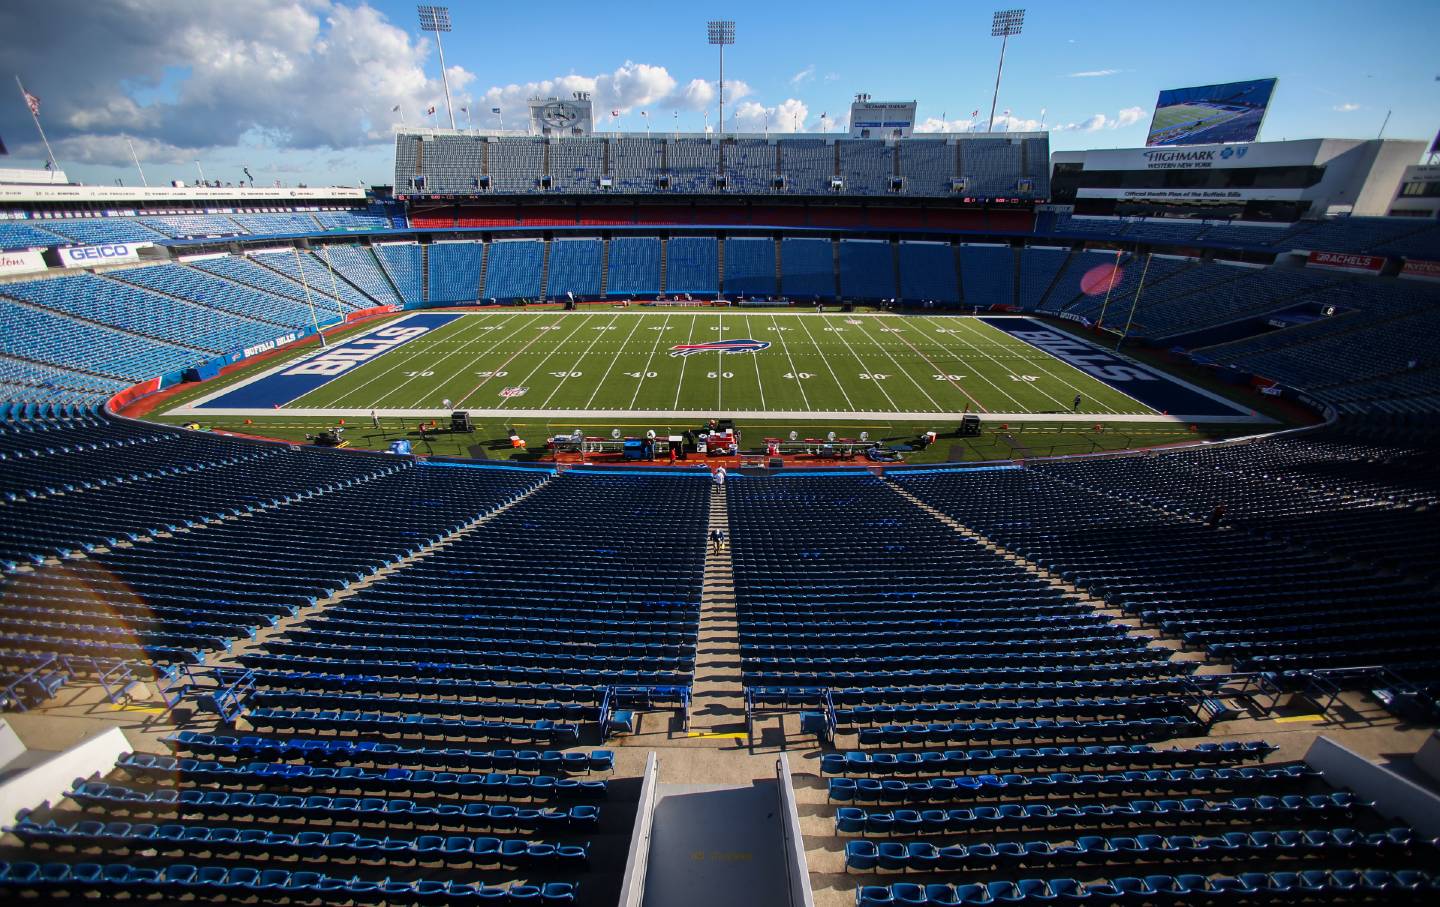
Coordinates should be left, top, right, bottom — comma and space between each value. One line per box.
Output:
668, 338, 771, 358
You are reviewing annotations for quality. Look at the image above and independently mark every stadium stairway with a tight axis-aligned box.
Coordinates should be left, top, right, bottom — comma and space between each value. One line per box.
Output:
689, 483, 744, 739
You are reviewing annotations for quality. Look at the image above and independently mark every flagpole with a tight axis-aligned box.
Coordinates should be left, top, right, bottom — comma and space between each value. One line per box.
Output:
16, 75, 58, 173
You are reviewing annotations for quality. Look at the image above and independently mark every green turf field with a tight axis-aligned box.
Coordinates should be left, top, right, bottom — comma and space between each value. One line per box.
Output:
183, 311, 1158, 418
1148, 103, 1237, 137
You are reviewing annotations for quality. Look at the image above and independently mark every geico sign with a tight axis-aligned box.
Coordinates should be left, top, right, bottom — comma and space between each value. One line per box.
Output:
59, 243, 141, 267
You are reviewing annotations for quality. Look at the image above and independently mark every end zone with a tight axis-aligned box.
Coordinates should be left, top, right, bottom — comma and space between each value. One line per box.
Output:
187, 313, 461, 411
977, 317, 1263, 421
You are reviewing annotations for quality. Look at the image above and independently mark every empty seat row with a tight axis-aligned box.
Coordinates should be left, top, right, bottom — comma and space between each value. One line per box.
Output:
0, 860, 578, 904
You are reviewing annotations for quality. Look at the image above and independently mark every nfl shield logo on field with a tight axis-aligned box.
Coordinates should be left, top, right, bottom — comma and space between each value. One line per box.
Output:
500, 386, 529, 398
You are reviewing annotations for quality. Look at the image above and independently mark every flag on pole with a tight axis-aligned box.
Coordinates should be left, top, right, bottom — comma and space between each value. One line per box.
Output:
460, 106, 467, 113
24, 91, 40, 116
611, 110, 619, 117
426, 105, 436, 115
491, 107, 501, 114
391, 104, 401, 112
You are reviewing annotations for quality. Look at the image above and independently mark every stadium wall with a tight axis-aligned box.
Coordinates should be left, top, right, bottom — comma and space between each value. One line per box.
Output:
1052, 138, 1425, 217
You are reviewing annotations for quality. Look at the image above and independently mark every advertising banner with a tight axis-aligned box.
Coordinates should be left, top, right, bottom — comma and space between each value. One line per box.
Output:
57, 242, 147, 268
0, 248, 47, 276
1400, 259, 1440, 282
1306, 250, 1385, 273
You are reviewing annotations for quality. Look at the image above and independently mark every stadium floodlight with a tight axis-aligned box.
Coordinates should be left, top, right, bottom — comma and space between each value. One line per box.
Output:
417, 5, 457, 130
707, 20, 736, 136
987, 8, 1025, 133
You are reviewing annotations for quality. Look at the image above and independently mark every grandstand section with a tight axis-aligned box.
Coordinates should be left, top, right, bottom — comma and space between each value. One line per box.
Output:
6, 25, 1440, 907
395, 132, 1050, 202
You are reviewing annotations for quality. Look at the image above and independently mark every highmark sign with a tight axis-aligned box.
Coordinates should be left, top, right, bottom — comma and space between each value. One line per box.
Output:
1140, 145, 1248, 170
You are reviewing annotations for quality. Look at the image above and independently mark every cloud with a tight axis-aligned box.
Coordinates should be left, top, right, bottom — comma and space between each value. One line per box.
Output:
0, 2, 764, 174
914, 116, 976, 133
1051, 106, 1149, 132
1333, 102, 1360, 112
477, 60, 680, 124
477, 67, 752, 129
732, 98, 811, 133
824, 72, 841, 82
1067, 68, 1123, 78
790, 64, 815, 86
0, 0, 473, 165
916, 111, 1044, 134
1115, 106, 1146, 127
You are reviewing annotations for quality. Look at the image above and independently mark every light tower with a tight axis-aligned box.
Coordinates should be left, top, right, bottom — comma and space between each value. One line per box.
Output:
987, 9, 1025, 133
707, 20, 735, 136
417, 5, 457, 130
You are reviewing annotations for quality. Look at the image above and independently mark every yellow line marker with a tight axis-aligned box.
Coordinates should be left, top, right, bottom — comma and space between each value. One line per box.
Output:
686, 731, 749, 739
110, 703, 168, 714
1274, 714, 1325, 723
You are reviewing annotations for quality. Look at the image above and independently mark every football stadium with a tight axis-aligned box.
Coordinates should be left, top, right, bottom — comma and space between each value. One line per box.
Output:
1, 3, 1440, 905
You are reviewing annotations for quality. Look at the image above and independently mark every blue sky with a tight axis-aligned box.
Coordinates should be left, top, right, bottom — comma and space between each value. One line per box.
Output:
2, 0, 1435, 187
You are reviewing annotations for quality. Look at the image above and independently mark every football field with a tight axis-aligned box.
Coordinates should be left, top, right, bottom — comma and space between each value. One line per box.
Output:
1148, 103, 1238, 137
176, 311, 1257, 422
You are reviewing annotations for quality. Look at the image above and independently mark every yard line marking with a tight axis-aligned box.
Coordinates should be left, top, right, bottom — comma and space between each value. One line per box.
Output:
793, 312, 855, 411
874, 316, 987, 413
956, 318, 1123, 417
954, 317, 1114, 414
914, 317, 1032, 411
584, 312, 647, 409
822, 313, 902, 412
403, 312, 532, 408
537, 313, 624, 409
743, 315, 768, 412
626, 312, 673, 409
847, 316, 948, 412
453, 315, 573, 408
369, 314, 494, 408
954, 318, 1123, 415
769, 313, 810, 411
672, 314, 700, 410
715, 312, 724, 410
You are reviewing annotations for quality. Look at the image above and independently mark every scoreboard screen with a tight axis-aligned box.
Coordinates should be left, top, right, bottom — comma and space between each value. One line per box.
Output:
1146, 78, 1277, 147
